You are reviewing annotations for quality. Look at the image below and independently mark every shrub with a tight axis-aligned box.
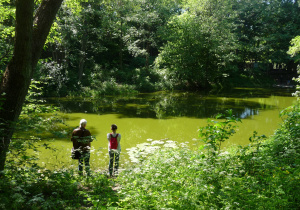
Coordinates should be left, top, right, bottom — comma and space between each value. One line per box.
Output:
117, 105, 300, 209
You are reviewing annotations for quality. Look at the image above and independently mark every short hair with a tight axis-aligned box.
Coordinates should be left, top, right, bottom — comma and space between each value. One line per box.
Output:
80, 119, 87, 127
111, 124, 117, 130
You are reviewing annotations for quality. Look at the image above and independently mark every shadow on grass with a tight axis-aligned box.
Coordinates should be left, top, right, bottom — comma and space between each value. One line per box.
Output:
0, 170, 120, 209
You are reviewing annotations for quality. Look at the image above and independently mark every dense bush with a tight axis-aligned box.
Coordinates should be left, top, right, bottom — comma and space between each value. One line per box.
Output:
117, 103, 300, 209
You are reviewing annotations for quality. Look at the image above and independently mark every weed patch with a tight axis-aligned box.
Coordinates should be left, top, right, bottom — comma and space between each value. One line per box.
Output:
116, 104, 300, 209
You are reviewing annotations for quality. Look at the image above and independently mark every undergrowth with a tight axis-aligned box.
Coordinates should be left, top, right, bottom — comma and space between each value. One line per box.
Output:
0, 167, 118, 209
117, 103, 300, 209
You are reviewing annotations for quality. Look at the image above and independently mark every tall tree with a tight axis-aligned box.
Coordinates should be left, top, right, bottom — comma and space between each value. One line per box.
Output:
233, 0, 300, 69
124, 0, 182, 68
154, 0, 237, 89
0, 0, 63, 172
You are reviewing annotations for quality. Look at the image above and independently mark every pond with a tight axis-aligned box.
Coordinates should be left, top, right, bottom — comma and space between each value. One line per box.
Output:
35, 88, 296, 172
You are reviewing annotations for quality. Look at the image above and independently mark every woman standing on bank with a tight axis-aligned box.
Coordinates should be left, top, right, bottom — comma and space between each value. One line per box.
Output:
107, 124, 121, 177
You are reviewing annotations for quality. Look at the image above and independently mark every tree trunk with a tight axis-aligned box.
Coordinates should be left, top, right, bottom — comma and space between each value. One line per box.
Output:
0, 0, 63, 172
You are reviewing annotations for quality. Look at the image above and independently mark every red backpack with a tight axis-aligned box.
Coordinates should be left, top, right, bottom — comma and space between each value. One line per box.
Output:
109, 133, 119, 149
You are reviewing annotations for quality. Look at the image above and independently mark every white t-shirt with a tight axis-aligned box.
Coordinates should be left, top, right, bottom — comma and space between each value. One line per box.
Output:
107, 133, 121, 152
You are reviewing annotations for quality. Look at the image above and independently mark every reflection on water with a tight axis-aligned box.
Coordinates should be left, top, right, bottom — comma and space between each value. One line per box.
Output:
47, 88, 294, 119
36, 88, 296, 170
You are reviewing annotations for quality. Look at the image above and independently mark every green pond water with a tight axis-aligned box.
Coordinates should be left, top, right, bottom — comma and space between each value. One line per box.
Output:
35, 88, 296, 171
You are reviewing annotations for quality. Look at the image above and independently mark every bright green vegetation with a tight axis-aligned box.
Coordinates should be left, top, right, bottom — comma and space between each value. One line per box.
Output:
117, 104, 299, 209
1, 166, 116, 209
